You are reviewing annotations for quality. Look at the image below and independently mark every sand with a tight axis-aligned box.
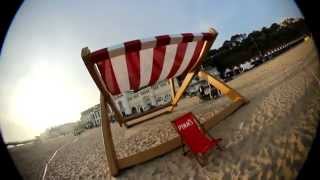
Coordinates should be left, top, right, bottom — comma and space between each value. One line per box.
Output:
10, 38, 320, 180
8, 135, 75, 180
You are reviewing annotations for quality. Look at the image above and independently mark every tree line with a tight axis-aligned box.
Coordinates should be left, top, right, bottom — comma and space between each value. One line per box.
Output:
203, 18, 309, 72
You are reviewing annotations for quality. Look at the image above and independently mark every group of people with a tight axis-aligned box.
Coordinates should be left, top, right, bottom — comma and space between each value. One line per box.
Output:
198, 83, 221, 100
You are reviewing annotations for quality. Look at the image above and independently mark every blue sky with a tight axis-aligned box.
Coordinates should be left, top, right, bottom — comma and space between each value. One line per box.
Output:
0, 0, 303, 141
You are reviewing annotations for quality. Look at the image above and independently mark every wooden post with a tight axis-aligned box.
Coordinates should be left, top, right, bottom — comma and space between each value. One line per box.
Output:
169, 78, 176, 104
169, 72, 196, 111
100, 94, 119, 176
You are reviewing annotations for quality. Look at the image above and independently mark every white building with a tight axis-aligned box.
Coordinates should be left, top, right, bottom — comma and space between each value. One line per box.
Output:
113, 79, 179, 116
80, 79, 179, 125
80, 104, 101, 128
240, 61, 254, 72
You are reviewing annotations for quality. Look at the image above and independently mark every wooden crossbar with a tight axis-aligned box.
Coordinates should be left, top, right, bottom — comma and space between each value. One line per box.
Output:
117, 98, 247, 169
124, 103, 172, 127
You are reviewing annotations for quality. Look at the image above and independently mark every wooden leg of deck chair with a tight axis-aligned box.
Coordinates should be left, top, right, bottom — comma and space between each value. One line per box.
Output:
182, 144, 190, 156
100, 94, 119, 176
169, 78, 176, 103
197, 71, 248, 102
170, 72, 196, 112
217, 143, 224, 151
196, 153, 207, 167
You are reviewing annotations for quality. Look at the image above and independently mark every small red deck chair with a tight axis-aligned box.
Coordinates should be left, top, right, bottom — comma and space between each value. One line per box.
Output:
172, 112, 222, 165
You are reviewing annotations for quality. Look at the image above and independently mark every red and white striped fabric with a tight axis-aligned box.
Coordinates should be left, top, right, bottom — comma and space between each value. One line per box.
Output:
90, 32, 215, 95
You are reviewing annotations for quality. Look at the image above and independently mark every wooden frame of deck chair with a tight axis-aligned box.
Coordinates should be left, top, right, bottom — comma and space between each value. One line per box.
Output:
81, 27, 248, 176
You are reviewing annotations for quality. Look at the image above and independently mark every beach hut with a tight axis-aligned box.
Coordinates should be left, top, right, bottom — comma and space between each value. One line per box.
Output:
240, 61, 254, 72
233, 66, 241, 75
81, 28, 248, 176
224, 68, 233, 79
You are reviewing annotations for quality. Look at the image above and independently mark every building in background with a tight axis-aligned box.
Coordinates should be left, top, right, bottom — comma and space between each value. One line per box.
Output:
80, 79, 179, 126
80, 104, 101, 128
113, 79, 179, 116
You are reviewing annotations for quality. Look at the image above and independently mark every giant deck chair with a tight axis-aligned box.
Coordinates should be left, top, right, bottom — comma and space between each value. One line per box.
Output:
81, 28, 248, 176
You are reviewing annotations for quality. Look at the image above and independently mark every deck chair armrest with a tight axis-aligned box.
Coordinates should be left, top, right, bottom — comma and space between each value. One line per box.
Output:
197, 121, 223, 147
192, 116, 216, 140
193, 116, 208, 134
182, 144, 189, 156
